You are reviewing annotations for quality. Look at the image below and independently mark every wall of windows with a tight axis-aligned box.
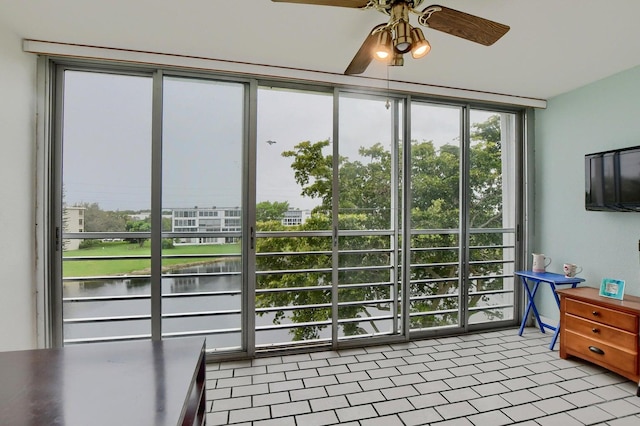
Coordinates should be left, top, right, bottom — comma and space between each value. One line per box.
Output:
51, 61, 525, 356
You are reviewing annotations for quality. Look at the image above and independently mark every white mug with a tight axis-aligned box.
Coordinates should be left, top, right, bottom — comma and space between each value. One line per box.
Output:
563, 263, 583, 277
532, 253, 551, 273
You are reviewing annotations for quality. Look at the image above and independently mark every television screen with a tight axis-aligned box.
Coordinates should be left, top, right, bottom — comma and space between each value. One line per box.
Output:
602, 153, 616, 205
585, 145, 640, 211
585, 152, 616, 210
586, 155, 602, 209
618, 147, 640, 208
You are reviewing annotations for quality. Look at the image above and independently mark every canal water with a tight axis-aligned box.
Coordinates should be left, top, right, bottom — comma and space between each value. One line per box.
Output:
62, 260, 339, 349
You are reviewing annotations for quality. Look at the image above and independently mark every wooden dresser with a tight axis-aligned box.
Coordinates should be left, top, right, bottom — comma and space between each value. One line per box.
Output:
557, 287, 640, 385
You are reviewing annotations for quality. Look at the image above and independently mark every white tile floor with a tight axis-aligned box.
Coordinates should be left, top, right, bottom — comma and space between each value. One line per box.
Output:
205, 328, 640, 425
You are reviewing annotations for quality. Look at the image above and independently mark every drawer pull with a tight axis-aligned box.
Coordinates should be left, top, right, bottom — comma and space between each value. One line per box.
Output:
588, 346, 605, 355
592, 311, 599, 317
591, 328, 600, 333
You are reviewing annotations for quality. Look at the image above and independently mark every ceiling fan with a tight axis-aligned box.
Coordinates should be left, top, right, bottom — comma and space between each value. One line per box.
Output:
271, 0, 510, 75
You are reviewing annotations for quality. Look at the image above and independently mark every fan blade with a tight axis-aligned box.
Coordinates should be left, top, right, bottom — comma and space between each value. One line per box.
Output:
420, 5, 509, 46
344, 25, 384, 75
271, 0, 370, 8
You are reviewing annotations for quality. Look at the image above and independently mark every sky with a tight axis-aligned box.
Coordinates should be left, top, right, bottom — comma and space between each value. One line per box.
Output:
62, 71, 495, 212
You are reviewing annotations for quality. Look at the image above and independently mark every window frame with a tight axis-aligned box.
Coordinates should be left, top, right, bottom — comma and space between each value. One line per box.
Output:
40, 58, 528, 356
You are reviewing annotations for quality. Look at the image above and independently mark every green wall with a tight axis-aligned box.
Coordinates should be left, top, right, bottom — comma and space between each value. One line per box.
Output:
534, 65, 640, 320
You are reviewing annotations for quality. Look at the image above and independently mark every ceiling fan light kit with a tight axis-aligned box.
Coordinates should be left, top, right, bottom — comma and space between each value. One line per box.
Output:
390, 51, 404, 67
390, 2, 413, 53
272, 0, 510, 75
393, 21, 413, 53
373, 29, 393, 60
410, 27, 430, 59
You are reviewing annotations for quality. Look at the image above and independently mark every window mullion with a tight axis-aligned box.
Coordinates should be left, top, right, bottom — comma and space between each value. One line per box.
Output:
150, 70, 164, 341
331, 87, 340, 350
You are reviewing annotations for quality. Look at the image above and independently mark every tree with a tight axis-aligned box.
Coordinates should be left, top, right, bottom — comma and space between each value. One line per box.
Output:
256, 201, 290, 222
162, 216, 173, 232
257, 116, 508, 339
282, 140, 332, 213
125, 219, 151, 247
82, 202, 128, 232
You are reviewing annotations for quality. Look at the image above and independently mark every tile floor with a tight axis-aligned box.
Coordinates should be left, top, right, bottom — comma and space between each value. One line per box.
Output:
205, 328, 640, 425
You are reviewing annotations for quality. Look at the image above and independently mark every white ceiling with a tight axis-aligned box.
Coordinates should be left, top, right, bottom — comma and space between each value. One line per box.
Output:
3, 0, 640, 100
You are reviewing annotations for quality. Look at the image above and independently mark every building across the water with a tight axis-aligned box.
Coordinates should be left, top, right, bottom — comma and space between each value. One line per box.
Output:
171, 207, 312, 245
171, 207, 241, 245
63, 205, 85, 250
281, 209, 311, 226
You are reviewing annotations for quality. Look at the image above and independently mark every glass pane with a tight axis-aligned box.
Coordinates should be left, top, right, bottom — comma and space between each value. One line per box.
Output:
256, 249, 333, 346
337, 94, 399, 340
61, 71, 153, 344
468, 110, 517, 325
255, 87, 333, 348
256, 87, 333, 220
338, 94, 396, 231
162, 77, 244, 351
409, 102, 462, 331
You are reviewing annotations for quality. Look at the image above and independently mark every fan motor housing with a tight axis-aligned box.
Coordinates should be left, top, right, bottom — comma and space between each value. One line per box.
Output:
376, 0, 425, 14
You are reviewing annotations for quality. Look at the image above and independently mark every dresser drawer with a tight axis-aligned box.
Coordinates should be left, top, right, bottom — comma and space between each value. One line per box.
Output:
564, 330, 638, 377
565, 298, 638, 333
564, 314, 638, 350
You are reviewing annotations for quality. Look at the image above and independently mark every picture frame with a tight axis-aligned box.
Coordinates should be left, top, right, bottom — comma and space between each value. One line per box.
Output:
599, 278, 626, 300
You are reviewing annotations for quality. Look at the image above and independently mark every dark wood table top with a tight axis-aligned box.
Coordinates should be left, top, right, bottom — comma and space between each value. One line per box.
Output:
0, 338, 205, 426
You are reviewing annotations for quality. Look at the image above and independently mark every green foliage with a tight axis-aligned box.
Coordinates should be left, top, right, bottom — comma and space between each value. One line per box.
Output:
125, 218, 151, 248
258, 114, 510, 339
282, 140, 332, 212
81, 202, 128, 232
256, 201, 290, 222
78, 239, 103, 249
472, 114, 502, 147
162, 238, 175, 249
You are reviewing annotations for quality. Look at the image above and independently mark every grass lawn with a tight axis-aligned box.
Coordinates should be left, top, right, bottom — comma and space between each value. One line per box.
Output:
63, 241, 240, 278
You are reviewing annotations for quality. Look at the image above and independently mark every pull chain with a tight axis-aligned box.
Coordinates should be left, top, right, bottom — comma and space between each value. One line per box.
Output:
385, 64, 391, 110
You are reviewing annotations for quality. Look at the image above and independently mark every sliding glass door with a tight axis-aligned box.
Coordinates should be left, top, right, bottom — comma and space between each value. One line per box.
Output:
161, 76, 245, 351
337, 93, 402, 342
52, 62, 523, 353
406, 104, 518, 333
58, 69, 246, 350
408, 102, 463, 332
59, 70, 153, 344
254, 86, 334, 349
467, 110, 517, 326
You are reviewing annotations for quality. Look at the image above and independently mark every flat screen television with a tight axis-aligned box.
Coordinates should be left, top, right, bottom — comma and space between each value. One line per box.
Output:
585, 145, 640, 211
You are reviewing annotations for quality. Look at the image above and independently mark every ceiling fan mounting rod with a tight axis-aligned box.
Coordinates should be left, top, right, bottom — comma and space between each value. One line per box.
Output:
367, 1, 412, 35
390, 2, 410, 22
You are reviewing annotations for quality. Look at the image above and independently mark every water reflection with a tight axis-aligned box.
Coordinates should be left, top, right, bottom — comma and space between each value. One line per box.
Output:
64, 261, 242, 298
62, 259, 394, 348
63, 260, 244, 349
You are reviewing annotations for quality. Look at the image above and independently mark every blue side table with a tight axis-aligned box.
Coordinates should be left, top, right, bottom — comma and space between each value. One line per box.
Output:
515, 270, 585, 350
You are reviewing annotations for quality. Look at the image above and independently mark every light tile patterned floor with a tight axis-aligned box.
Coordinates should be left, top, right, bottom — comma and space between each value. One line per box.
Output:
205, 328, 640, 425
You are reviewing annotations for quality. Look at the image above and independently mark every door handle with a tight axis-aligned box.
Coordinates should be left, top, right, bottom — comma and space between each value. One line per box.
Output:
588, 346, 605, 355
